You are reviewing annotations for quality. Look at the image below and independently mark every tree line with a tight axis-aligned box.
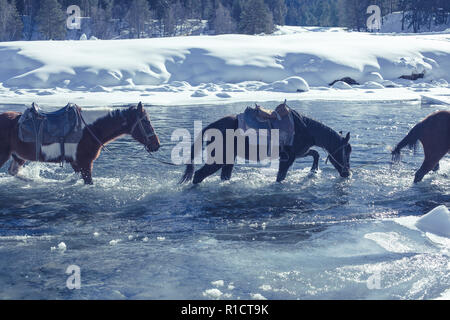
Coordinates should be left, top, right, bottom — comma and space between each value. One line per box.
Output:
0, 0, 449, 41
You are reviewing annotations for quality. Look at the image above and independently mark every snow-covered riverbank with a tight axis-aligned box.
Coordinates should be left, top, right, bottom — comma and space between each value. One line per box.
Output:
0, 26, 449, 107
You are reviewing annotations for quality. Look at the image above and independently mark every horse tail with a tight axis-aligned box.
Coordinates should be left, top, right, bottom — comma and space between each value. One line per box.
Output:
392, 122, 423, 162
179, 126, 207, 184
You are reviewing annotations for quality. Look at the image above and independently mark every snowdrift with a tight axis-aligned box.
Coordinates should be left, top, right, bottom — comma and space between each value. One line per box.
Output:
1, 29, 450, 92
415, 205, 450, 238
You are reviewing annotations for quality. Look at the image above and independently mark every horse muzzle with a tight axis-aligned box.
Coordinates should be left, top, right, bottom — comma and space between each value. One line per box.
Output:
146, 143, 160, 153
340, 170, 350, 178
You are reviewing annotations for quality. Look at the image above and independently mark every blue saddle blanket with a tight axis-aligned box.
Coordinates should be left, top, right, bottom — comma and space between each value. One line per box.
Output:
18, 103, 83, 144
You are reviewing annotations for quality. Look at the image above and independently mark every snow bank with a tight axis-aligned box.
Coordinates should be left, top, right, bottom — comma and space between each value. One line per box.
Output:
0, 30, 450, 92
260, 76, 309, 92
415, 205, 450, 238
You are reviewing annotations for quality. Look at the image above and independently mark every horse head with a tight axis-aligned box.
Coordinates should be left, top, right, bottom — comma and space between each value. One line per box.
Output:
128, 102, 160, 153
327, 132, 352, 178
275, 99, 290, 118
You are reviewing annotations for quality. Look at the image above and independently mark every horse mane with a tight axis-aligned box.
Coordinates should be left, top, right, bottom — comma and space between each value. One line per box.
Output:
89, 108, 131, 128
290, 109, 342, 148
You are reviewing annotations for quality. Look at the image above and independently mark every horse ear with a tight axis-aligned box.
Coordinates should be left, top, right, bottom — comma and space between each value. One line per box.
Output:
137, 102, 143, 112
344, 132, 350, 143
284, 99, 287, 105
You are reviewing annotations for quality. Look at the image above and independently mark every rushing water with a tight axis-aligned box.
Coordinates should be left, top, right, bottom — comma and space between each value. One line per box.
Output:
0, 100, 448, 300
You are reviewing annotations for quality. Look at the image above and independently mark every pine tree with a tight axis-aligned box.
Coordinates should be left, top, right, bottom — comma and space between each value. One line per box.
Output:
36, 0, 66, 40
337, 0, 370, 31
90, 0, 114, 39
268, 0, 287, 26
231, 0, 242, 22
125, 0, 152, 38
239, 0, 274, 34
163, 3, 177, 36
0, 0, 23, 41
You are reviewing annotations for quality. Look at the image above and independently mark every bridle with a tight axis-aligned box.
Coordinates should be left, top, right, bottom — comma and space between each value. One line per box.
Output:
130, 114, 156, 147
325, 143, 350, 171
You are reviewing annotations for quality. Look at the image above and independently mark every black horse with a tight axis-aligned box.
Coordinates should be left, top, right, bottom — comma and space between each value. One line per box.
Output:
180, 102, 352, 184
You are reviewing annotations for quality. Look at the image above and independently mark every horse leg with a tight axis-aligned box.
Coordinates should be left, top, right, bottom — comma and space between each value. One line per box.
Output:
193, 164, 223, 184
304, 149, 320, 172
81, 167, 93, 185
414, 152, 446, 183
221, 164, 234, 181
8, 154, 25, 176
75, 160, 94, 185
276, 152, 296, 182
433, 162, 440, 172
71, 162, 81, 174
0, 149, 11, 170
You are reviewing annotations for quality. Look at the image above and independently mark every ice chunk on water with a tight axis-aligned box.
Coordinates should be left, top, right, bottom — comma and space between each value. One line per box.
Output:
415, 205, 450, 238
109, 239, 121, 246
211, 280, 224, 287
259, 284, 272, 291
435, 288, 450, 300
202, 288, 223, 299
51, 242, 67, 252
250, 293, 267, 300
364, 232, 414, 253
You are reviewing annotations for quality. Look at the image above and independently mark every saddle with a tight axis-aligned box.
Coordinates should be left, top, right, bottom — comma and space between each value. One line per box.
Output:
18, 103, 84, 162
253, 104, 290, 120
237, 103, 295, 156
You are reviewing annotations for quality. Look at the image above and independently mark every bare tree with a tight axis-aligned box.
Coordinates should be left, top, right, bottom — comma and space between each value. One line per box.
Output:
173, 0, 185, 35
162, 0, 187, 36
90, 1, 114, 39
125, 0, 151, 38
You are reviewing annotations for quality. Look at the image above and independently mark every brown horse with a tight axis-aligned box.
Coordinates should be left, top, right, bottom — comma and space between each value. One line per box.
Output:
0, 102, 160, 184
392, 110, 450, 183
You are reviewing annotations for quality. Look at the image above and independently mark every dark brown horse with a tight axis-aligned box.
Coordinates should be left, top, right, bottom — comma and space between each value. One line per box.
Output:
0, 102, 160, 184
180, 102, 352, 184
392, 110, 450, 183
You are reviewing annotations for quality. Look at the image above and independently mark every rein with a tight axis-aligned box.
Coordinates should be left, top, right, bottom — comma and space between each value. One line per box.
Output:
324, 143, 348, 170
351, 155, 390, 171
78, 109, 112, 153
148, 152, 181, 166
325, 145, 391, 173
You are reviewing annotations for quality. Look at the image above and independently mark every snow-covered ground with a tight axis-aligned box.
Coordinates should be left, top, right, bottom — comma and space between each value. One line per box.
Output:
0, 26, 449, 107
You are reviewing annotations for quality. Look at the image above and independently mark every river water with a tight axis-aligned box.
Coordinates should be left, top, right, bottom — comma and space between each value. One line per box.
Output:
0, 100, 448, 299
